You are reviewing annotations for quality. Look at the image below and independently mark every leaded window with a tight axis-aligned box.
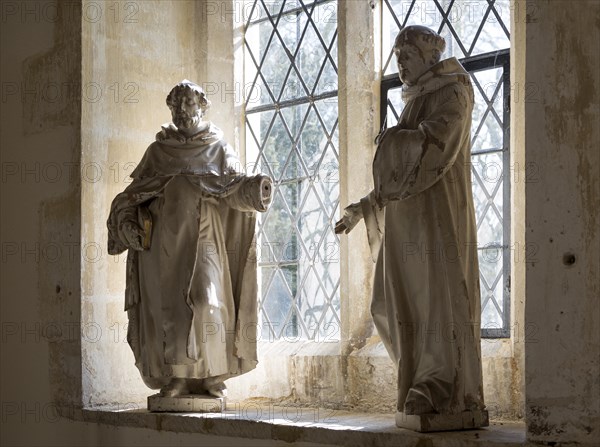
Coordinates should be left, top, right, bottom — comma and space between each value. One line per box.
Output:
381, 0, 511, 337
241, 0, 340, 341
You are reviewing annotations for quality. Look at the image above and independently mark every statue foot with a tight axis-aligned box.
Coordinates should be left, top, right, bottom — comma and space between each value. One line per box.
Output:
203, 380, 227, 398
404, 397, 435, 415
160, 378, 189, 397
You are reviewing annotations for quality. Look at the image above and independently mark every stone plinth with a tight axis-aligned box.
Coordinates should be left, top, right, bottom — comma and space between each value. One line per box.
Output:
147, 394, 225, 413
395, 410, 489, 432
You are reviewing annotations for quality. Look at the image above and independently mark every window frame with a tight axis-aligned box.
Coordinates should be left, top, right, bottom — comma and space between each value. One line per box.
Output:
241, 0, 342, 342
380, 49, 512, 338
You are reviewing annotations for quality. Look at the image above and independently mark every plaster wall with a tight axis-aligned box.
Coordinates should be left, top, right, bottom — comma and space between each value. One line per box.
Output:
0, 2, 332, 445
508, 0, 527, 423
197, 0, 237, 148
523, 0, 600, 444
80, 0, 206, 407
1, 0, 84, 437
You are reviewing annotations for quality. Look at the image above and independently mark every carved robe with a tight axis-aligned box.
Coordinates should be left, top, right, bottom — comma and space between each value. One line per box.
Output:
107, 124, 268, 389
362, 58, 485, 413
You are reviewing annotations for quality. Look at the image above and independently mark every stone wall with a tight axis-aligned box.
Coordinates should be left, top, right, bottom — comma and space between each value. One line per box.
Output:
523, 0, 600, 444
80, 0, 205, 407
1, 0, 83, 416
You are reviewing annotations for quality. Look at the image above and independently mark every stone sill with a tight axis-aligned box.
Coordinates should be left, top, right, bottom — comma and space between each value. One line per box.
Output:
60, 403, 529, 447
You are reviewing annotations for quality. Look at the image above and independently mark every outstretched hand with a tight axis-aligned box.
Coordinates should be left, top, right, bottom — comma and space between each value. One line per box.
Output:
334, 202, 363, 234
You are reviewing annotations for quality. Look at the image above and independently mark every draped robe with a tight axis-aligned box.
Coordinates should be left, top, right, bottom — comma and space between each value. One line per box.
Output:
362, 58, 485, 414
107, 123, 268, 389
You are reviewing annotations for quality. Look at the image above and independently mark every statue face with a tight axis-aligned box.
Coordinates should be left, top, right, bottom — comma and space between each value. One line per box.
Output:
171, 89, 202, 129
395, 43, 431, 86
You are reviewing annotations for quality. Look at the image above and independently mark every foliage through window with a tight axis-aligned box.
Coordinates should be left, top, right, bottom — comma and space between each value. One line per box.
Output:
240, 0, 340, 341
381, 0, 511, 337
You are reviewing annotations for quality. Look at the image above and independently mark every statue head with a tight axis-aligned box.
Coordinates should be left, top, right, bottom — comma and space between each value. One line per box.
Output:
393, 25, 446, 86
166, 80, 212, 130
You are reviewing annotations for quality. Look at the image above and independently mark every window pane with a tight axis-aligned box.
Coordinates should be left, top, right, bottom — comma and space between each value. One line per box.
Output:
382, 1, 510, 337
384, 81, 508, 335
385, 88, 404, 127
479, 247, 505, 330
471, 68, 504, 151
382, 0, 511, 75
383, 75, 509, 337
472, 152, 504, 246
242, 0, 339, 341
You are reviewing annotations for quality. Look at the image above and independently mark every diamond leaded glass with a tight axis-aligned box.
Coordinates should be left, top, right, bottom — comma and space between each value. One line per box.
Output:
241, 0, 340, 341
381, 0, 511, 337
382, 0, 510, 75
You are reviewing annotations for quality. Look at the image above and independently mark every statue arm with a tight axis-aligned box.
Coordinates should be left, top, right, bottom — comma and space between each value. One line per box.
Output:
373, 83, 472, 204
360, 191, 385, 261
107, 176, 170, 254
333, 191, 383, 261
403, 82, 472, 197
223, 174, 272, 212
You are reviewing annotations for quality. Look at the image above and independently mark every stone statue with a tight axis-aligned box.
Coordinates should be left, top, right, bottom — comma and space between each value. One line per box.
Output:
336, 26, 487, 430
107, 80, 272, 406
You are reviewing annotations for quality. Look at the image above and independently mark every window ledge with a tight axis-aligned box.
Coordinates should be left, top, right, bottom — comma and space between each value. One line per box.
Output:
59, 403, 529, 447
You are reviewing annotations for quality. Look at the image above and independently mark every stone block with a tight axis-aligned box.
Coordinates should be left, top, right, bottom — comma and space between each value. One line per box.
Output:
395, 410, 489, 432
147, 394, 225, 413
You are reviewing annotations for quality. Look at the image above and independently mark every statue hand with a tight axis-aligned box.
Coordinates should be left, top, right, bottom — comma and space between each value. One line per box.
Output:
334, 202, 363, 234
121, 221, 146, 251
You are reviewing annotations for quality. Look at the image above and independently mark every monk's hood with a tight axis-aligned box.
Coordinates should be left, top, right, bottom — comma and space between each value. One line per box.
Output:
402, 57, 471, 103
130, 122, 241, 183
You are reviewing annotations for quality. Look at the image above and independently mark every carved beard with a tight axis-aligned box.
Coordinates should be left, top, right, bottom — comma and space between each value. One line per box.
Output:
174, 113, 201, 130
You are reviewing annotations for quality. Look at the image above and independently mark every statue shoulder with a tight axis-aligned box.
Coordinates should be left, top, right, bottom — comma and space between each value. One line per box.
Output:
129, 141, 163, 180
216, 139, 243, 175
432, 81, 473, 109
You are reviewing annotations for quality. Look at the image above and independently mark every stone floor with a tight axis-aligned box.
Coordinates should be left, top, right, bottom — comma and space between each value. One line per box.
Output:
69, 402, 531, 447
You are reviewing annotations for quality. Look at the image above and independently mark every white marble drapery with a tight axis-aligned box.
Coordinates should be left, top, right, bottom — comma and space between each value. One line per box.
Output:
362, 58, 485, 414
108, 124, 268, 389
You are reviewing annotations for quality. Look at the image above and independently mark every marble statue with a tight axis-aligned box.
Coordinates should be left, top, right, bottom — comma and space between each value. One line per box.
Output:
336, 26, 487, 430
107, 80, 272, 405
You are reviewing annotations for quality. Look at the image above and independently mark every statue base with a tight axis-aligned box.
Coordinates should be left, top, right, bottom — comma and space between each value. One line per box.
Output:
147, 394, 225, 413
395, 410, 489, 432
